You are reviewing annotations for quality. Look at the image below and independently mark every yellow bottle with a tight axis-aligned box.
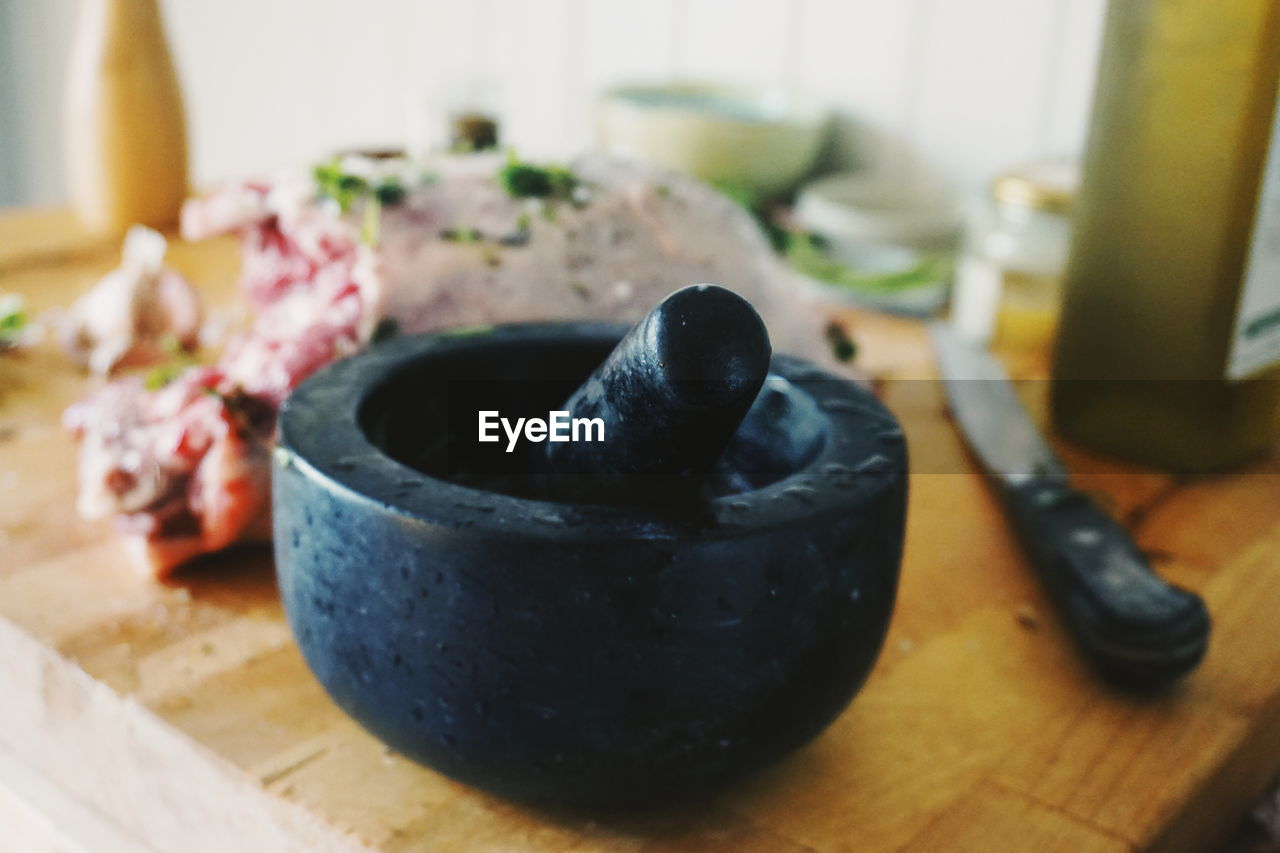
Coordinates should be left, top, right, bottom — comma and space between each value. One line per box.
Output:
1052, 0, 1280, 472
65, 0, 189, 235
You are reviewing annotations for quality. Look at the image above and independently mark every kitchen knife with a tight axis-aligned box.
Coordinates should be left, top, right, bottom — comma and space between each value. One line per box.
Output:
928, 323, 1210, 688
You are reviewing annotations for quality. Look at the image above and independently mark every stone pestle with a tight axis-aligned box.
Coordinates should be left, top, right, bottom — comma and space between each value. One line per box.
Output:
542, 284, 771, 498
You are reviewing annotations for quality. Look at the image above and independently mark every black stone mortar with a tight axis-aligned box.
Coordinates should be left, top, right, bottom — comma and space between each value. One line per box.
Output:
273, 323, 908, 806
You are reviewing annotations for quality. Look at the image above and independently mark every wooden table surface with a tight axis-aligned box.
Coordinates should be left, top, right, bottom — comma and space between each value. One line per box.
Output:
1, 207, 1279, 852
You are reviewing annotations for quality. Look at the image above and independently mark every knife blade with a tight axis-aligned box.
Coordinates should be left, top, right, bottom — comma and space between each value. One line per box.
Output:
929, 323, 1210, 688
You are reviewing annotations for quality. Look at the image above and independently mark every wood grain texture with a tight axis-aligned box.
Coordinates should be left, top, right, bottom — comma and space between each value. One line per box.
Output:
1, 211, 1279, 850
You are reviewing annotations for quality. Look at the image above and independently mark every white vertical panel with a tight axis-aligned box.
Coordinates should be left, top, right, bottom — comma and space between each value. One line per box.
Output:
486, 0, 578, 158
297, 0, 408, 155
169, 0, 315, 183
403, 0, 488, 155
671, 0, 791, 86
1043, 0, 1106, 159
794, 0, 922, 176
173, 0, 419, 184
0, 0, 76, 205
408, 0, 578, 159
907, 0, 1060, 194
579, 0, 683, 85
575, 0, 683, 148
1, 0, 1110, 205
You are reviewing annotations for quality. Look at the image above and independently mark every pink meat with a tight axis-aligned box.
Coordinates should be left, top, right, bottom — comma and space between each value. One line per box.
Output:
70, 151, 789, 577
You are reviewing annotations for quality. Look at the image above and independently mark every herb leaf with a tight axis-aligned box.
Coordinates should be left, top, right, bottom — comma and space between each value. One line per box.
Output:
313, 158, 368, 213
361, 195, 382, 246
371, 318, 399, 343
824, 321, 858, 363
144, 363, 185, 390
440, 227, 481, 244
374, 180, 405, 205
143, 335, 197, 389
787, 231, 950, 294
498, 151, 578, 201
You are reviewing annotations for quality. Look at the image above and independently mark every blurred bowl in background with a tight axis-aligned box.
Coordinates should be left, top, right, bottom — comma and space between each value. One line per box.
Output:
597, 83, 828, 199
791, 171, 961, 316
795, 171, 961, 267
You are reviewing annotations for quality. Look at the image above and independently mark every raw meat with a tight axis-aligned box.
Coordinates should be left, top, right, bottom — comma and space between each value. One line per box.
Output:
68, 151, 791, 577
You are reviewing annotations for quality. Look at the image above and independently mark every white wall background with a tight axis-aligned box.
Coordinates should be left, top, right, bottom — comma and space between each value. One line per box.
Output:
0, 0, 1106, 207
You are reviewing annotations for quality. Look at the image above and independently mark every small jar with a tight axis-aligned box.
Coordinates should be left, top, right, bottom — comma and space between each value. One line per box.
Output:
952, 163, 1078, 350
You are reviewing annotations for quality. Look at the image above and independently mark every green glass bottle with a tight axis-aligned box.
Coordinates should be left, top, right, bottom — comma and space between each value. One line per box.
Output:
1052, 0, 1280, 472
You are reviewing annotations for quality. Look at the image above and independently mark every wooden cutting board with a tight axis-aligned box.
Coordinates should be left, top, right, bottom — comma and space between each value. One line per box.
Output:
2, 208, 1279, 852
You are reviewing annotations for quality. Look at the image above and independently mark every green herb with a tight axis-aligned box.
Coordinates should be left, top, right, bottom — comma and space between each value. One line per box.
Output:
711, 180, 788, 251
712, 180, 759, 211
143, 336, 197, 389
371, 318, 399, 343
498, 151, 578, 201
787, 231, 950, 294
144, 364, 184, 390
441, 227, 481, 244
374, 180, 405, 205
0, 294, 26, 349
314, 159, 406, 216
361, 195, 382, 246
499, 215, 531, 246
313, 158, 369, 212
825, 322, 858, 363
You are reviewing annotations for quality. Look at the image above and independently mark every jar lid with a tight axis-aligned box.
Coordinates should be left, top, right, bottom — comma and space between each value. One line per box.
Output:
992, 162, 1078, 214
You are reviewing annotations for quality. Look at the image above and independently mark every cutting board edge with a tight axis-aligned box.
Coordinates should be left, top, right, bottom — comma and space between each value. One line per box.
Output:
0, 612, 375, 853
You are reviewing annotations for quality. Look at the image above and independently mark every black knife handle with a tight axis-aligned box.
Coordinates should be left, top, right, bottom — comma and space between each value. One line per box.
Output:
999, 478, 1210, 688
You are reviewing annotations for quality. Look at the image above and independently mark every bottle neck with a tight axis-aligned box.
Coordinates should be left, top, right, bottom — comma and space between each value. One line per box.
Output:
78, 0, 169, 59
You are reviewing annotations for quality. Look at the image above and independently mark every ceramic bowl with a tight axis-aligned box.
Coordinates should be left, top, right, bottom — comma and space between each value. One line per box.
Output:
273, 323, 906, 805
597, 83, 828, 199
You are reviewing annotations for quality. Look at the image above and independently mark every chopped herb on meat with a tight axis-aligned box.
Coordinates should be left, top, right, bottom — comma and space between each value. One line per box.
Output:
498, 227, 530, 247
314, 159, 406, 214
824, 321, 858, 364
374, 180, 405, 206
441, 227, 482, 244
144, 364, 185, 390
313, 158, 368, 212
371, 318, 399, 343
498, 152, 579, 202
143, 336, 198, 389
